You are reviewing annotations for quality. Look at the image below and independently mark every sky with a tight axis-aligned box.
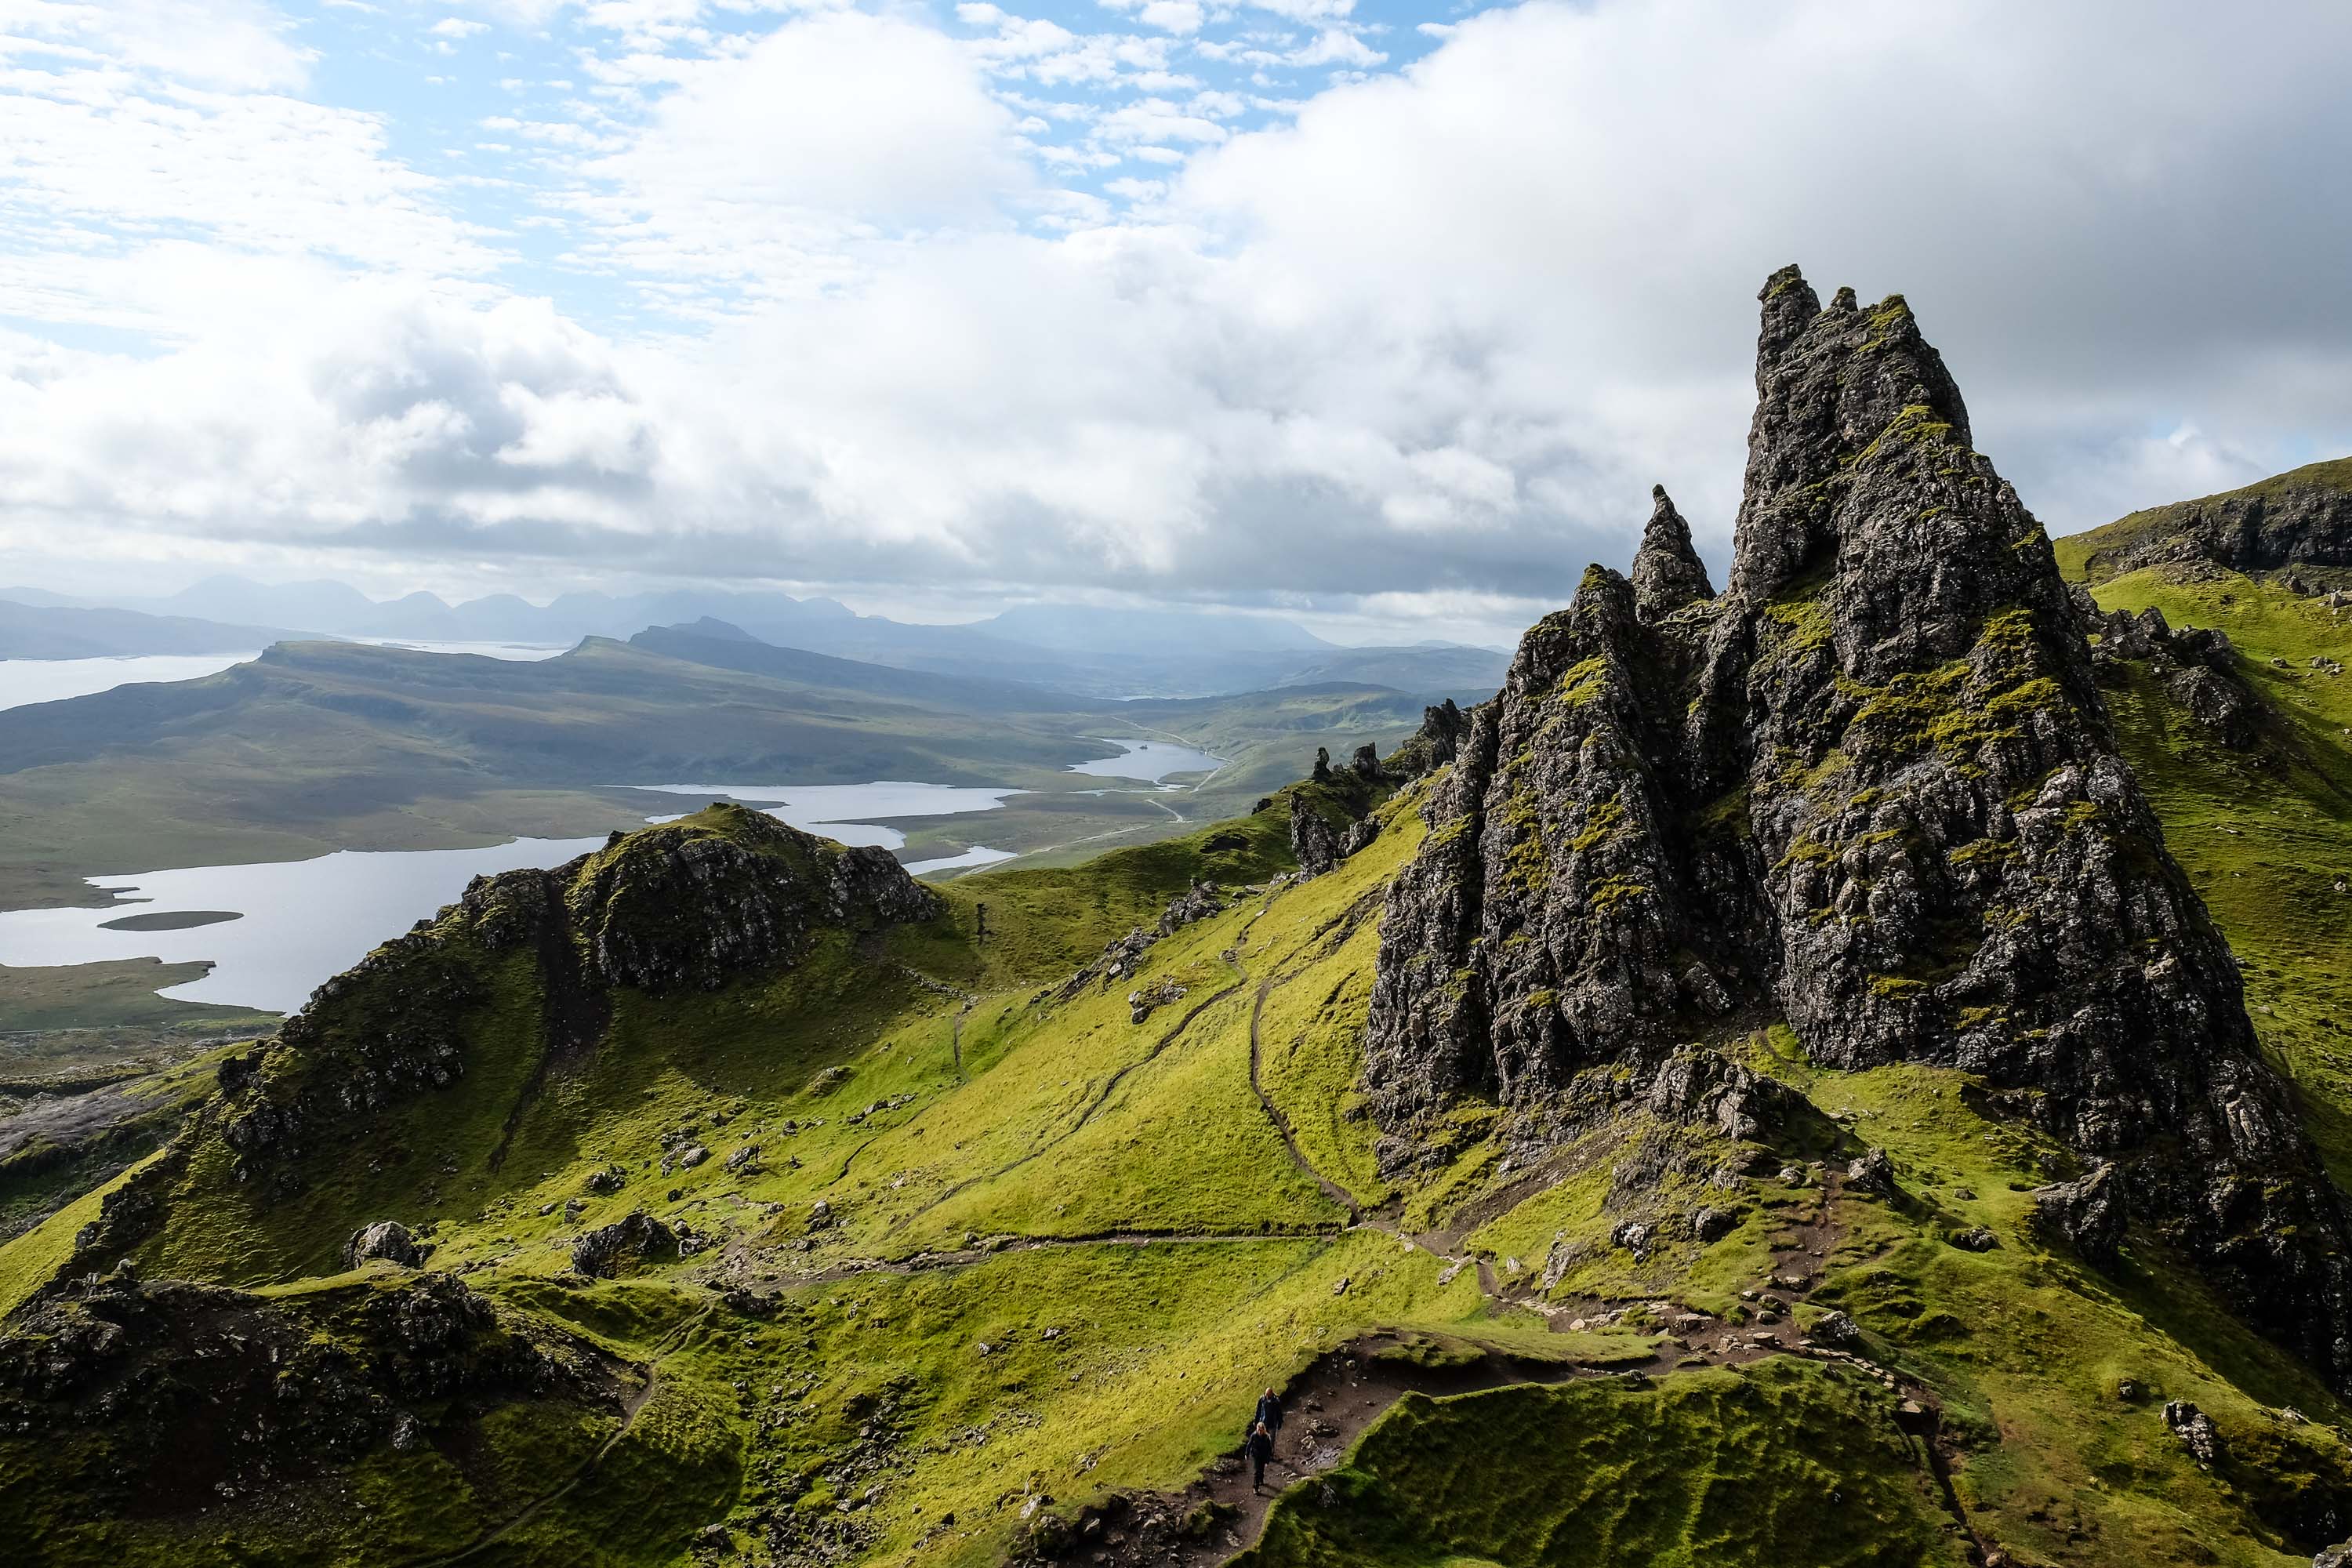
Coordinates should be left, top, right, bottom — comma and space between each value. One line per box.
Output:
2, 0, 2349, 645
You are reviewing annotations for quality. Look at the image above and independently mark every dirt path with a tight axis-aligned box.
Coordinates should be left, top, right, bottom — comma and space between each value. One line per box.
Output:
1065, 1331, 1652, 1566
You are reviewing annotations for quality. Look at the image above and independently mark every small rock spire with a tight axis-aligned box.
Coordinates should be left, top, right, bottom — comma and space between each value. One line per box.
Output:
1631, 485, 1715, 622
1755, 263, 1820, 377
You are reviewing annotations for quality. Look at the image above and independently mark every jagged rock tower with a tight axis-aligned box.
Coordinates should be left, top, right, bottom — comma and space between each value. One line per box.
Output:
1367, 265, 2352, 1384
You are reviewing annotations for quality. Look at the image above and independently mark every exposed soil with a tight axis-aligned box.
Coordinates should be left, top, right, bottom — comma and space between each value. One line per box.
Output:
1028, 1333, 1648, 1567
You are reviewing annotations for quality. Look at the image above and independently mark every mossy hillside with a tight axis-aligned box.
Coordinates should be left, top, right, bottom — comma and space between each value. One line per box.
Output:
0, 1039, 238, 1243
1783, 1058, 2352, 1566
794, 804, 1425, 1258
1234, 1359, 1967, 1568
896, 793, 1301, 989
2056, 457, 2352, 584
504, 1231, 1581, 1568
0, 1271, 640, 1568
2068, 568, 2352, 1188
16, 694, 2352, 1566
673, 1237, 1485, 1566
1461, 1126, 1788, 1316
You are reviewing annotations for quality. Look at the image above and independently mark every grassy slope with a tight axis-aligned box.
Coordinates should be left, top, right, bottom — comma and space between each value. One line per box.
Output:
1237, 1361, 1965, 1568
15, 572, 2352, 1566
2054, 456, 2352, 584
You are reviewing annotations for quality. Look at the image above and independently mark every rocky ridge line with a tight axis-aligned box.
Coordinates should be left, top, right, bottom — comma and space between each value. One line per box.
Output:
1364, 264, 2352, 1387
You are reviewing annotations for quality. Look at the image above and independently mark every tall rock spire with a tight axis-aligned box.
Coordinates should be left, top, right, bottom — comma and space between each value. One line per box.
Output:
1629, 485, 1715, 622
1366, 265, 2352, 1391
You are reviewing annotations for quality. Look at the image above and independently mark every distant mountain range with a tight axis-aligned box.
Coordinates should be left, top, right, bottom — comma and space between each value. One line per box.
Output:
0, 600, 321, 660
0, 576, 1510, 699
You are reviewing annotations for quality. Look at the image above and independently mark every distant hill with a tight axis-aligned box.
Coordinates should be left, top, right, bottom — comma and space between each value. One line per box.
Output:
626, 619, 1107, 713
2056, 455, 2352, 584
23, 575, 1508, 699
976, 602, 1330, 654
0, 600, 322, 659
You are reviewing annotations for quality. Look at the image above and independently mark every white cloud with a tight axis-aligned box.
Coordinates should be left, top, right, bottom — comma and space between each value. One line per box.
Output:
1138, 1, 1203, 35
2, 0, 313, 92
6, 0, 2352, 633
565, 10, 1032, 300
430, 16, 490, 38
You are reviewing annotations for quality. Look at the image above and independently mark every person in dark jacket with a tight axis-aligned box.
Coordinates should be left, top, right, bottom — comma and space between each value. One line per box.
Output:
1254, 1388, 1284, 1443
1245, 1421, 1275, 1494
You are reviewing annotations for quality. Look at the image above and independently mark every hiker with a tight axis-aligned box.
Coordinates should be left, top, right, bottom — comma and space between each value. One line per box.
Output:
1253, 1387, 1284, 1443
1246, 1421, 1275, 1494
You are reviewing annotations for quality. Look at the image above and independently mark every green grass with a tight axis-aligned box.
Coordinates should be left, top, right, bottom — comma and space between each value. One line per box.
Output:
18, 622, 2352, 1568
0, 957, 277, 1036
1235, 1359, 1966, 1568
2060, 457, 2352, 583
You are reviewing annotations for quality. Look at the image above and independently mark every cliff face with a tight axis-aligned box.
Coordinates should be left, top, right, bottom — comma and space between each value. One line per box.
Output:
2071, 456, 2352, 583
1366, 266, 2352, 1385
218, 805, 938, 1188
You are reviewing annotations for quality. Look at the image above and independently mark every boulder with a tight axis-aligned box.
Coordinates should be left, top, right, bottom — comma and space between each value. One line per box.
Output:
2033, 1164, 2126, 1262
343, 1221, 424, 1270
2163, 1399, 2220, 1467
1846, 1148, 1896, 1196
569, 1211, 679, 1279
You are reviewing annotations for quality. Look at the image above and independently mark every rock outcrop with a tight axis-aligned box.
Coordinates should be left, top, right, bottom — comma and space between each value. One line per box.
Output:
0, 1272, 615, 1513
2072, 456, 2352, 583
571, 1211, 679, 1278
1630, 486, 1715, 622
1365, 265, 2352, 1387
2080, 596, 2266, 749
343, 1220, 425, 1269
207, 807, 937, 1200
1385, 699, 1472, 779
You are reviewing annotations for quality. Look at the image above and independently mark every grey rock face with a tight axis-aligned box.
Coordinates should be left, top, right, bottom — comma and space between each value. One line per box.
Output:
214, 808, 938, 1193
343, 1221, 424, 1270
1364, 263, 2352, 1388
1289, 795, 1346, 877
1387, 699, 1471, 778
2163, 1399, 2221, 1467
2316, 1543, 2352, 1568
570, 1211, 679, 1279
2033, 1164, 2125, 1262
1630, 486, 1716, 622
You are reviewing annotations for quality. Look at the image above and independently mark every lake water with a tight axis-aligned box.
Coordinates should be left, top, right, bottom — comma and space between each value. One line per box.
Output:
0, 652, 261, 713
1065, 737, 1225, 783
347, 638, 571, 662
0, 640, 568, 714
0, 780, 1029, 1013
623, 781, 1022, 848
0, 836, 609, 1013
0, 736, 1221, 1013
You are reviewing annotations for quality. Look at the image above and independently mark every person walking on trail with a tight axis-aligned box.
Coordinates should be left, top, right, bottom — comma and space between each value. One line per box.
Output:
1254, 1388, 1284, 1444
1246, 1421, 1276, 1494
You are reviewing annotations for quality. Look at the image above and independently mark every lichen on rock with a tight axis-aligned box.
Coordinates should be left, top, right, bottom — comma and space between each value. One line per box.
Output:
1363, 263, 2352, 1388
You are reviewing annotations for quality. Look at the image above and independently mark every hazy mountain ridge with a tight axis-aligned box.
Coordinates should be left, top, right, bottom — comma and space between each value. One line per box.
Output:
0, 600, 325, 660
2, 579, 1508, 701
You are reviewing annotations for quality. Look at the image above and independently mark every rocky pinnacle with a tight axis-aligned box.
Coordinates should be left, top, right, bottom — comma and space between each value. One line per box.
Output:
1365, 264, 2352, 1388
1630, 486, 1715, 622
